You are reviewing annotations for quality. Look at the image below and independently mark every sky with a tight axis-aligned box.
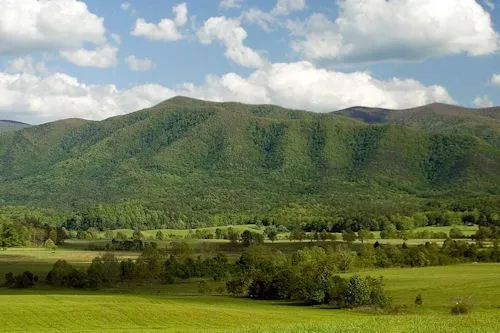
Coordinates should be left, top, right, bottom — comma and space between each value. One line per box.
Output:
0, 0, 499, 124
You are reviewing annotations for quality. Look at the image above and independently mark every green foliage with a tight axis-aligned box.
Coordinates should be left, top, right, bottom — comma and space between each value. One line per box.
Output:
425, 134, 474, 184
0, 98, 499, 231
450, 297, 473, 315
348, 126, 386, 180
251, 122, 287, 169
43, 239, 56, 250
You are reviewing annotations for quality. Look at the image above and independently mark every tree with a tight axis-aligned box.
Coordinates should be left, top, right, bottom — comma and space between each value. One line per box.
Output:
136, 245, 164, 280
264, 226, 278, 242
357, 229, 373, 244
473, 227, 493, 247
132, 229, 144, 241
155, 230, 165, 241
87, 257, 105, 288
227, 227, 240, 245
342, 230, 357, 243
289, 228, 306, 242
44, 239, 57, 250
449, 227, 465, 239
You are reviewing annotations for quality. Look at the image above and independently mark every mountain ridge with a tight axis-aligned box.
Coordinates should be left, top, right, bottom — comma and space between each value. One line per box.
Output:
0, 97, 499, 226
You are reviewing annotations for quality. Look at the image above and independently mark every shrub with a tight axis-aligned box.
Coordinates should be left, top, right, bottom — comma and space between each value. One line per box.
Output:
197, 280, 211, 294
450, 297, 473, 315
44, 239, 57, 250
226, 278, 246, 296
415, 294, 423, 306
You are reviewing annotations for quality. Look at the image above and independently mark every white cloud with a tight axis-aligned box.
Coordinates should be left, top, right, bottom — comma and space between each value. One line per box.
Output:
241, 9, 277, 32
491, 74, 500, 87
5, 57, 47, 75
131, 2, 187, 41
120, 2, 131, 11
290, 0, 500, 63
60, 44, 118, 68
473, 95, 493, 108
272, 0, 306, 15
220, 0, 244, 9
173, 3, 188, 26
197, 16, 265, 68
0, 71, 178, 123
125, 55, 155, 72
0, 0, 106, 55
241, 0, 306, 31
182, 61, 454, 111
0, 61, 454, 124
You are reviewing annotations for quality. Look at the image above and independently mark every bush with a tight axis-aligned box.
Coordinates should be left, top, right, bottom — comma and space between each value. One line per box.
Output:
226, 278, 246, 296
450, 297, 473, 315
415, 294, 423, 306
4, 271, 37, 288
44, 239, 57, 250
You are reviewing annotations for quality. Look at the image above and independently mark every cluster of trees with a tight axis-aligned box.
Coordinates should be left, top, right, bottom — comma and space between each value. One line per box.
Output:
0, 219, 68, 248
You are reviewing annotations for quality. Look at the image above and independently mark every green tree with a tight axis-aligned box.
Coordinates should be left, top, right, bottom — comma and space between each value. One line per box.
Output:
264, 226, 278, 242
357, 229, 373, 244
342, 230, 357, 243
44, 239, 57, 250
155, 230, 165, 241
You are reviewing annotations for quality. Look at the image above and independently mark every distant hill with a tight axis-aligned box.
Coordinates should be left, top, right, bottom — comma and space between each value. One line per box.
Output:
0, 97, 499, 227
335, 103, 500, 147
0, 120, 30, 133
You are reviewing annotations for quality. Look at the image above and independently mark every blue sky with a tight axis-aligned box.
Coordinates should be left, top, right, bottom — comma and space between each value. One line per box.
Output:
0, 0, 499, 124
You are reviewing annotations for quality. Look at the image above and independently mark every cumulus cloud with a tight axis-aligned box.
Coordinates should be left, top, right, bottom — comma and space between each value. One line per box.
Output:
0, 61, 454, 124
60, 44, 118, 68
473, 95, 493, 108
242, 0, 306, 31
0, 71, 178, 124
131, 2, 188, 41
5, 57, 48, 75
491, 74, 500, 87
272, 0, 306, 15
125, 55, 155, 72
0, 0, 106, 55
289, 0, 500, 63
197, 16, 265, 68
220, 0, 244, 9
182, 61, 454, 111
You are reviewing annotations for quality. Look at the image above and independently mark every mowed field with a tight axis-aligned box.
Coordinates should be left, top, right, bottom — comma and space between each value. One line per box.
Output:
0, 263, 499, 332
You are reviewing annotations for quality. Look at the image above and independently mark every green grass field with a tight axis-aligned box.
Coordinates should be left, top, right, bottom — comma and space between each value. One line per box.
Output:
0, 264, 499, 332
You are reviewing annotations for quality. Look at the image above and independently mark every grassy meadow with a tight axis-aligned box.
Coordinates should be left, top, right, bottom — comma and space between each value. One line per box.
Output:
0, 263, 499, 332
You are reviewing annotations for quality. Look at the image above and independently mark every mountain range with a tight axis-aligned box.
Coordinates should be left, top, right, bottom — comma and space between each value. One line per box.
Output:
0, 97, 499, 224
0, 120, 30, 133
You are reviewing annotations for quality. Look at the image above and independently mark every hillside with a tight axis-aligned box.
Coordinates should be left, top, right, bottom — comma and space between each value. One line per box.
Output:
0, 120, 30, 133
0, 97, 499, 227
335, 103, 500, 147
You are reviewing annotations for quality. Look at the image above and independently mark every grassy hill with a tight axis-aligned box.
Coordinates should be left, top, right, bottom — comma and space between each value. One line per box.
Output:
0, 120, 30, 133
0, 97, 499, 226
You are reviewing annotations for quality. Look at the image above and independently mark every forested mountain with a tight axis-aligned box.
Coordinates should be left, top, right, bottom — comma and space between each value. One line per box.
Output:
0, 120, 30, 133
0, 97, 499, 227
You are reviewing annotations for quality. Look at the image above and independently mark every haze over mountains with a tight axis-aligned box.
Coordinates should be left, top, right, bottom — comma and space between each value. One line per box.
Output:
0, 97, 499, 224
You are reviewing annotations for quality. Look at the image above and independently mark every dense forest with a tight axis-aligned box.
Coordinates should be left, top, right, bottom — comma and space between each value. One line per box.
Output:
0, 97, 499, 231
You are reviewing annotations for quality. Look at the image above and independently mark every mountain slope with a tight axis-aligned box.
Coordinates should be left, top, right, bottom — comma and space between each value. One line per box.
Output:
335, 103, 500, 147
0, 120, 31, 133
0, 97, 499, 226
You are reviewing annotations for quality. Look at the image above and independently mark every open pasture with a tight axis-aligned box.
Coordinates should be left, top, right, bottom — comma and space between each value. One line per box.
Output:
0, 264, 499, 332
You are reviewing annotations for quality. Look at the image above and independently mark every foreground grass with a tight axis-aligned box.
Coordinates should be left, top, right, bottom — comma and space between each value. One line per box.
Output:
0, 264, 499, 332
